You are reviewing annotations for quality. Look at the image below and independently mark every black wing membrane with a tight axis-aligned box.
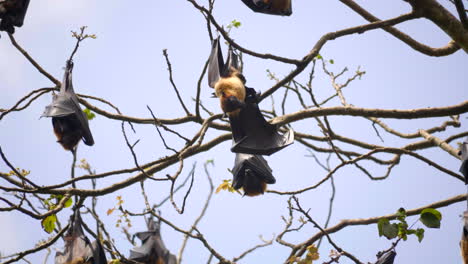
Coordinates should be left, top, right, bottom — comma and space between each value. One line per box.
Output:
0, 0, 30, 34
230, 88, 294, 155
42, 60, 94, 148
55, 211, 107, 264
232, 153, 275, 196
460, 137, 468, 183
129, 218, 177, 264
208, 37, 225, 88
240, 0, 292, 16
375, 250, 396, 264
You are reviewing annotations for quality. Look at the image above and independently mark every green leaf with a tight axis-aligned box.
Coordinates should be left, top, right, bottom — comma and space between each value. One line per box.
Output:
42, 214, 57, 233
64, 197, 73, 208
420, 208, 442, 228
378, 218, 398, 239
315, 54, 323, 60
83, 108, 96, 120
396, 207, 406, 221
377, 218, 389, 237
232, 20, 242, 28
329, 59, 334, 64
415, 228, 425, 242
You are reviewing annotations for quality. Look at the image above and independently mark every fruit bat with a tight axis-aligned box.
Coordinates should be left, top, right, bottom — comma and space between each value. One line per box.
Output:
55, 211, 107, 264
0, 0, 30, 34
129, 217, 177, 264
208, 37, 294, 155
460, 137, 468, 183
375, 250, 396, 264
462, 211, 468, 264
232, 153, 276, 196
42, 60, 94, 151
240, 0, 292, 16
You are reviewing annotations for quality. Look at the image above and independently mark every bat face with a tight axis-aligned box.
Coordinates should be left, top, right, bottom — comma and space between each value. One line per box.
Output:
0, 0, 30, 34
55, 212, 107, 264
232, 153, 275, 196
129, 218, 177, 264
241, 0, 292, 16
42, 60, 94, 151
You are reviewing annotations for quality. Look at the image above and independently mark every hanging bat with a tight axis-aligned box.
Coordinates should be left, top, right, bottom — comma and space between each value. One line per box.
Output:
375, 250, 396, 264
232, 153, 276, 196
461, 211, 468, 264
0, 0, 30, 34
42, 60, 94, 151
55, 211, 107, 264
208, 37, 294, 156
460, 137, 468, 183
240, 0, 292, 16
129, 217, 177, 264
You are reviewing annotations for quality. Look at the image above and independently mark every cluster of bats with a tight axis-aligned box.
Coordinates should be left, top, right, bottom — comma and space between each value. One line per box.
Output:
55, 208, 176, 264
4, 0, 468, 263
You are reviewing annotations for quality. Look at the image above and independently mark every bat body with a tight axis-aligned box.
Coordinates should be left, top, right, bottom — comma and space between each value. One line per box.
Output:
55, 211, 107, 264
129, 218, 177, 264
241, 0, 292, 16
460, 137, 468, 183
462, 211, 468, 264
375, 250, 396, 264
208, 37, 294, 155
232, 153, 275, 196
0, 0, 30, 34
42, 60, 94, 151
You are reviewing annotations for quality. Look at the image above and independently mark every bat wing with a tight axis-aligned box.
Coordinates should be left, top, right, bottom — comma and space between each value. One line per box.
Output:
89, 240, 108, 264
230, 91, 294, 155
462, 211, 468, 264
375, 250, 396, 264
208, 37, 224, 88
460, 137, 468, 182
0, 0, 30, 34
55, 212, 92, 264
240, 0, 292, 16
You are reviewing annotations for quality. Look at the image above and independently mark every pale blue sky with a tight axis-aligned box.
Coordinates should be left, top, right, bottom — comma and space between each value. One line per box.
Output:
0, 0, 467, 263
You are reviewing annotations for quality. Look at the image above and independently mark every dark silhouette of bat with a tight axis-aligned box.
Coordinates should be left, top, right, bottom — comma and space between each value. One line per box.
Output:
42, 60, 94, 151
129, 217, 177, 264
460, 137, 468, 183
375, 250, 396, 264
55, 211, 107, 264
461, 211, 468, 264
0, 0, 30, 35
240, 0, 292, 16
232, 153, 275, 196
208, 37, 294, 155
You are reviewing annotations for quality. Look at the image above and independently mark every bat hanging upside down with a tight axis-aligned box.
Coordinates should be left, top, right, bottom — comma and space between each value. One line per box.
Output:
240, 0, 292, 16
232, 153, 276, 196
207, 37, 294, 156
0, 0, 30, 35
42, 60, 94, 151
129, 217, 177, 264
55, 211, 107, 264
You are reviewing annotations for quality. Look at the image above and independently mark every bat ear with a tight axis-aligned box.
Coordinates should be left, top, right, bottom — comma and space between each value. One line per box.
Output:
208, 36, 223, 88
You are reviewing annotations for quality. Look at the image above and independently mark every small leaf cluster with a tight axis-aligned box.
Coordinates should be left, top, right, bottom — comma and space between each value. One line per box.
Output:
71, 26, 97, 40
215, 179, 237, 194
107, 196, 131, 228
83, 108, 96, 120
227, 19, 242, 30
288, 244, 320, 264
41, 195, 73, 233
4, 168, 30, 177
377, 208, 441, 242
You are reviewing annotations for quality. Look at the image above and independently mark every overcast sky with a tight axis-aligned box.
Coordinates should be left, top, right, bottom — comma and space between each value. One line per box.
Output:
0, 0, 467, 263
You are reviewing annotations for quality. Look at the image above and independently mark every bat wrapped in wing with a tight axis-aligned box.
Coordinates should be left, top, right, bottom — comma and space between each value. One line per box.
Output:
208, 37, 294, 156
0, 0, 30, 34
240, 0, 292, 16
55, 211, 107, 264
375, 250, 396, 264
232, 153, 275, 196
459, 137, 468, 182
42, 60, 94, 151
461, 211, 468, 264
129, 217, 177, 264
